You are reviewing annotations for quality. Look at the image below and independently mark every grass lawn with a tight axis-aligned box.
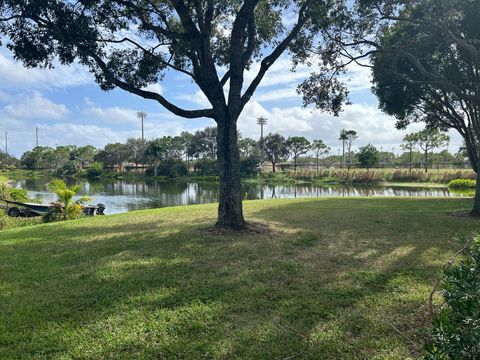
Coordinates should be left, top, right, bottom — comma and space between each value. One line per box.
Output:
1, 198, 479, 359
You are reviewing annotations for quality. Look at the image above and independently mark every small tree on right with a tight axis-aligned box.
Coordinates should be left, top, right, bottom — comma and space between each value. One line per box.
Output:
405, 129, 450, 173
357, 144, 380, 171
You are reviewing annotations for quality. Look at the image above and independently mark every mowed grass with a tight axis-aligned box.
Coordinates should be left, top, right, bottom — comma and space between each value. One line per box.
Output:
0, 198, 479, 359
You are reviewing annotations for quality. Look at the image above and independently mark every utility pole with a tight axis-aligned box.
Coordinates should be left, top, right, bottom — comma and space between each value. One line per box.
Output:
256, 116, 268, 145
137, 111, 147, 141
35, 125, 39, 147
339, 129, 346, 168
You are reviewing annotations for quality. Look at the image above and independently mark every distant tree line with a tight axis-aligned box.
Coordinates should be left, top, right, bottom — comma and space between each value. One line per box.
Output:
3, 126, 465, 176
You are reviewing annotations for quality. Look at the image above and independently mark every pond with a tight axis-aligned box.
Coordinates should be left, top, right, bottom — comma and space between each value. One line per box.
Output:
12, 178, 467, 215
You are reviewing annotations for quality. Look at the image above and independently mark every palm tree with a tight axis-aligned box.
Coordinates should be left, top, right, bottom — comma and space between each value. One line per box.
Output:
48, 179, 91, 220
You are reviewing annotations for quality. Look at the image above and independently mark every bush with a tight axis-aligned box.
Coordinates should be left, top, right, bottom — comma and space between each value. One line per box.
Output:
391, 170, 429, 182
0, 177, 29, 202
86, 162, 103, 178
259, 172, 295, 183
423, 237, 480, 359
157, 159, 188, 178
5, 188, 29, 201
447, 179, 476, 189
240, 154, 263, 177
436, 171, 476, 183
193, 158, 218, 176
42, 202, 85, 223
331, 170, 385, 184
0, 211, 42, 230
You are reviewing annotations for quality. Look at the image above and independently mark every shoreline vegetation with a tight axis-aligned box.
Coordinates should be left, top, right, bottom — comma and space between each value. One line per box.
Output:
1, 167, 476, 186
0, 198, 478, 359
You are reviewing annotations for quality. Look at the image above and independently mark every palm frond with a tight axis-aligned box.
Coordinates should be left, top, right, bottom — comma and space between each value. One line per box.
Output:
75, 196, 92, 205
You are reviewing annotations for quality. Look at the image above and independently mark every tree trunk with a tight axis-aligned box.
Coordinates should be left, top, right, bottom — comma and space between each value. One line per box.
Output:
216, 116, 245, 229
424, 150, 428, 173
272, 160, 276, 173
472, 165, 480, 216
316, 155, 319, 173
409, 149, 412, 172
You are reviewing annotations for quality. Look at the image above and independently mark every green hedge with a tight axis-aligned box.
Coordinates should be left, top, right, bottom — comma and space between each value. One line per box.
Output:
447, 179, 476, 189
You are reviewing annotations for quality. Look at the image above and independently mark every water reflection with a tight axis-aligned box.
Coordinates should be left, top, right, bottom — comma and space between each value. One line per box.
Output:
13, 178, 464, 215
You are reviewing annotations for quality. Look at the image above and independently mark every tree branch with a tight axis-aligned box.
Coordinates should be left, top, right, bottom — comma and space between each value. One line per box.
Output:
241, 2, 310, 109
87, 51, 214, 119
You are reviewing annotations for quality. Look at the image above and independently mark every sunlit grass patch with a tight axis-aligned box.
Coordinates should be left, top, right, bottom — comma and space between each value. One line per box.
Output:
0, 197, 477, 359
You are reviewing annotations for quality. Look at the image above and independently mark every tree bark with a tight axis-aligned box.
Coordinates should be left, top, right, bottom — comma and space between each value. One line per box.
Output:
472, 164, 480, 216
409, 149, 412, 172
216, 115, 245, 229
424, 149, 428, 173
272, 160, 276, 173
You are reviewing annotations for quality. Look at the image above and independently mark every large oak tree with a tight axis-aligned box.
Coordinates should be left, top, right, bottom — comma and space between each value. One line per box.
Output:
0, 0, 348, 228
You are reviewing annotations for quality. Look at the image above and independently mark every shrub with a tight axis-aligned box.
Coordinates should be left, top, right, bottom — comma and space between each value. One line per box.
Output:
240, 154, 263, 177
0, 177, 29, 202
47, 179, 91, 221
55, 161, 81, 178
423, 237, 480, 359
436, 171, 476, 183
193, 159, 218, 176
447, 179, 476, 189
0, 211, 42, 230
331, 170, 385, 184
259, 172, 295, 183
157, 159, 188, 178
5, 188, 28, 201
86, 162, 103, 178
391, 170, 429, 182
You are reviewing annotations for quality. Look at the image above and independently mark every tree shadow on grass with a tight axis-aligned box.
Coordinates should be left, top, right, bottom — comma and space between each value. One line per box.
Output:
0, 198, 477, 359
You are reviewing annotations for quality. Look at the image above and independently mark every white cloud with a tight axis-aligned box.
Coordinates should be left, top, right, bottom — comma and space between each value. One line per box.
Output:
142, 83, 163, 94
0, 50, 91, 90
175, 90, 211, 107
83, 98, 139, 124
3, 92, 69, 120
244, 57, 312, 89
238, 101, 462, 153
344, 63, 373, 93
254, 87, 298, 102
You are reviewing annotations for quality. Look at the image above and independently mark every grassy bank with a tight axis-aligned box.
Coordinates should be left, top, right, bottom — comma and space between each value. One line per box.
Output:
0, 169, 47, 180
1, 198, 479, 359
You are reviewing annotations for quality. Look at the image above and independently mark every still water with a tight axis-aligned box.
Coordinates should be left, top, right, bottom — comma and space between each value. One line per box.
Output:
13, 178, 464, 215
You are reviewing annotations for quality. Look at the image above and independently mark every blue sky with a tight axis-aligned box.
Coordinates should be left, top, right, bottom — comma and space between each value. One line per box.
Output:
0, 45, 461, 158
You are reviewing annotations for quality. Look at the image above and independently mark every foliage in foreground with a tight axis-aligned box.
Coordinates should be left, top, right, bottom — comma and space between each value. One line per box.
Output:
44, 179, 91, 222
0, 177, 41, 230
424, 236, 480, 360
